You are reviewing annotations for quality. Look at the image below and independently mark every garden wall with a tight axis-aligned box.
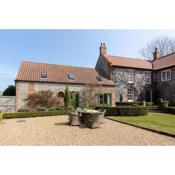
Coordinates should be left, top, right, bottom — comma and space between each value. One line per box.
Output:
0, 96, 16, 112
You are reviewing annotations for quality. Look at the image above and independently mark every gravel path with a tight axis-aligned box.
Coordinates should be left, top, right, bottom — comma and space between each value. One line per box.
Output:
0, 115, 175, 145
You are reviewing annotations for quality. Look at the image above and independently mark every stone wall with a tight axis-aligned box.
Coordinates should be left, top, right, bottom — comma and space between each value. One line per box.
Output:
111, 67, 152, 102
16, 81, 116, 111
154, 66, 175, 103
0, 96, 16, 112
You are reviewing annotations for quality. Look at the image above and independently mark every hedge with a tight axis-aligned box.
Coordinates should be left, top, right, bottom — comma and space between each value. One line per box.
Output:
161, 107, 175, 114
0, 113, 3, 122
95, 106, 148, 116
115, 102, 142, 106
3, 110, 69, 119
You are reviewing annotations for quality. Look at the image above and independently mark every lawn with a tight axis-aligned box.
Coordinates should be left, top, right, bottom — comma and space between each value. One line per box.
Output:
109, 112, 175, 136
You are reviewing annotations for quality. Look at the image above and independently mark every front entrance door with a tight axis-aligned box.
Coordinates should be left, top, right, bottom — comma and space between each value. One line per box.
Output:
145, 89, 152, 102
69, 91, 79, 108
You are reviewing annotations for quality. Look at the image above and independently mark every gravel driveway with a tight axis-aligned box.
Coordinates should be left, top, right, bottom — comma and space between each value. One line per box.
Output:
0, 115, 175, 145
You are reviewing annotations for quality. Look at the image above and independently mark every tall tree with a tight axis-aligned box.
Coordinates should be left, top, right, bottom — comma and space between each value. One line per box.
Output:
64, 86, 69, 108
140, 36, 175, 60
3, 85, 16, 96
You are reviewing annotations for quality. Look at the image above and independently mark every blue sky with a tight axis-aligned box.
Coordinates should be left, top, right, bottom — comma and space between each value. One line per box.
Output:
0, 29, 175, 92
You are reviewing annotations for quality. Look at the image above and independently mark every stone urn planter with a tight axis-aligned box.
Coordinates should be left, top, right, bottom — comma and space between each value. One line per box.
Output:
162, 101, 169, 108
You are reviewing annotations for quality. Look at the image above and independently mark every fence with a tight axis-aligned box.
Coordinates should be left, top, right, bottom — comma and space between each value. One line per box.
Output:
0, 96, 16, 112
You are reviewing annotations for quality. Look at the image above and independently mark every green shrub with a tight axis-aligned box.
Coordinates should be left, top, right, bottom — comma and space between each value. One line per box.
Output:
95, 106, 148, 116
0, 113, 3, 122
3, 110, 69, 119
66, 106, 75, 111
162, 107, 175, 114
17, 108, 30, 112
64, 86, 69, 108
145, 102, 153, 107
36, 106, 47, 111
115, 102, 142, 106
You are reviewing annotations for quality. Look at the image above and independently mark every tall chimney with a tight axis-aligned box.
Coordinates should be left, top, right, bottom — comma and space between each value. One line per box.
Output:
99, 43, 107, 55
153, 48, 160, 61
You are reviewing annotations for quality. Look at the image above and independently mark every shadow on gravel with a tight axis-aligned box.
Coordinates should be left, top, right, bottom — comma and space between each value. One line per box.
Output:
16, 120, 26, 123
54, 122, 69, 126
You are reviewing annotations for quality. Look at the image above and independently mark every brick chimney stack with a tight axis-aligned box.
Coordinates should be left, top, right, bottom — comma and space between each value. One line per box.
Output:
99, 43, 107, 55
153, 48, 160, 61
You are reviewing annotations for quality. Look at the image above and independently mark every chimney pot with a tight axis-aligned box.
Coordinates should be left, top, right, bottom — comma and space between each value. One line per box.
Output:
99, 43, 107, 56
153, 47, 160, 61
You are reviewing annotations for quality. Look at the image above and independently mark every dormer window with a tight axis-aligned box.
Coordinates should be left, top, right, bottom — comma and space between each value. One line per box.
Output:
68, 74, 75, 80
41, 72, 47, 78
96, 75, 102, 81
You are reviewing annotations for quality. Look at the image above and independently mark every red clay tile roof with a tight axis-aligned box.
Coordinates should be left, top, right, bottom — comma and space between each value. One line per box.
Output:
104, 55, 153, 70
152, 52, 175, 70
16, 61, 114, 86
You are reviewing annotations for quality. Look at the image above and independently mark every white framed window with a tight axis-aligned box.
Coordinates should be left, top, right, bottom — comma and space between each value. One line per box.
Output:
128, 89, 134, 101
161, 69, 171, 81
127, 70, 134, 83
145, 72, 151, 84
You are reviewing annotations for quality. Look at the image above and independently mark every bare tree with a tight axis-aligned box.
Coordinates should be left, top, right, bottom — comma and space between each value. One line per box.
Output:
80, 84, 100, 107
140, 36, 175, 60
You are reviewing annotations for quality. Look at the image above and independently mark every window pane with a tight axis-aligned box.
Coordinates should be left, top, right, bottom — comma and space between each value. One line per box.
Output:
128, 70, 134, 83
104, 94, 107, 104
145, 72, 151, 84
107, 94, 111, 105
99, 94, 103, 104
167, 71, 171, 80
128, 89, 134, 100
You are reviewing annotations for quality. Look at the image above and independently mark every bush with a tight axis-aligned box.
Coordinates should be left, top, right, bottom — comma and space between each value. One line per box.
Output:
161, 107, 175, 114
95, 106, 148, 116
115, 102, 142, 106
3, 110, 69, 119
17, 108, 30, 112
0, 113, 3, 122
48, 107, 65, 111
36, 106, 47, 111
145, 102, 153, 107
66, 106, 75, 111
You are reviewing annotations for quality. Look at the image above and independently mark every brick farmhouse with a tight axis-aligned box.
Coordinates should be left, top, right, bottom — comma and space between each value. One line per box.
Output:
15, 43, 175, 111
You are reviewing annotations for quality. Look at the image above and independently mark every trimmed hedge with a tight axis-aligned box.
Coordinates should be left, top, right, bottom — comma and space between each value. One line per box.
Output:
161, 107, 175, 114
95, 106, 148, 116
145, 102, 153, 107
115, 102, 142, 106
3, 110, 69, 119
0, 113, 3, 122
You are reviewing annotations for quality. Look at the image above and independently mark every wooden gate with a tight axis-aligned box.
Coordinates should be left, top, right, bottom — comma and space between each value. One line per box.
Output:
0, 96, 16, 112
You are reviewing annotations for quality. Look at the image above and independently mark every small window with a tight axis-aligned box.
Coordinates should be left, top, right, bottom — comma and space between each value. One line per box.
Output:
128, 89, 134, 101
68, 74, 75, 80
161, 69, 171, 81
145, 72, 151, 84
96, 76, 102, 81
127, 70, 134, 83
58, 91, 64, 97
41, 72, 47, 78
